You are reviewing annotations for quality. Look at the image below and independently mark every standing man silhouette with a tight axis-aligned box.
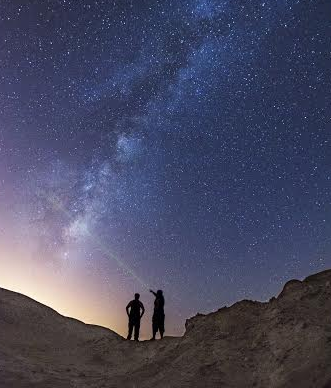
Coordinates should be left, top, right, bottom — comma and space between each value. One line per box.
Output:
126, 293, 145, 341
150, 289, 165, 340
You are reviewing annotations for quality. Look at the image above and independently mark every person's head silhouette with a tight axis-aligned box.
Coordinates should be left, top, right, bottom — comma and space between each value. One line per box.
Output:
134, 293, 140, 300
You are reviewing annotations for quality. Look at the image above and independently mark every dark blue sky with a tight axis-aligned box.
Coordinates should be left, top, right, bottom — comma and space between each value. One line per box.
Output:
0, 0, 330, 337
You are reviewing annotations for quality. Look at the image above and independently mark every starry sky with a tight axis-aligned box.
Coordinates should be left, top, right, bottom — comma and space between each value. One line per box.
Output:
0, 0, 330, 338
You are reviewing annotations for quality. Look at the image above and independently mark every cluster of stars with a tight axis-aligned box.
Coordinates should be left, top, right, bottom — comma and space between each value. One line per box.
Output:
0, 0, 330, 336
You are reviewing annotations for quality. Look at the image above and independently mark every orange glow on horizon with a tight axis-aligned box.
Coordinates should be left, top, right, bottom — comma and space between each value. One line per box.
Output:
0, 251, 127, 337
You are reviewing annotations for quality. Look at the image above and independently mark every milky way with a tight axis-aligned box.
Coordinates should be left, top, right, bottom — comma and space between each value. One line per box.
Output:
0, 0, 330, 337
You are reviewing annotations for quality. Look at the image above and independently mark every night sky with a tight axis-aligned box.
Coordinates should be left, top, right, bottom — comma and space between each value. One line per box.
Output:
0, 0, 330, 338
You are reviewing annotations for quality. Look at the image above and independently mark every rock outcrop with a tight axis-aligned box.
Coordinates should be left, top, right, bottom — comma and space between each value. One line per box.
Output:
1, 269, 331, 387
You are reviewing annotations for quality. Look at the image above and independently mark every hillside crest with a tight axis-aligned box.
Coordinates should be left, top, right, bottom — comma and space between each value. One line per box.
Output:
1, 269, 331, 387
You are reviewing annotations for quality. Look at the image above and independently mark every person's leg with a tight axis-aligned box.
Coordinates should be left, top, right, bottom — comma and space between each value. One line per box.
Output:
160, 315, 165, 339
134, 321, 140, 341
127, 320, 133, 340
151, 319, 157, 340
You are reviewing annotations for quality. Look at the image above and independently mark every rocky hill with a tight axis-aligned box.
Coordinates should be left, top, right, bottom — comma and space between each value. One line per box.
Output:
1, 269, 331, 387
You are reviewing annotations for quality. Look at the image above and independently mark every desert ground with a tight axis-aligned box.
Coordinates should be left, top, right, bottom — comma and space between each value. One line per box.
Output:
1, 270, 331, 387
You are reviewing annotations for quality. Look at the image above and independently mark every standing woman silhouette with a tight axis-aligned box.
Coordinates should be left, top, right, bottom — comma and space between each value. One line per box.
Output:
149, 289, 165, 340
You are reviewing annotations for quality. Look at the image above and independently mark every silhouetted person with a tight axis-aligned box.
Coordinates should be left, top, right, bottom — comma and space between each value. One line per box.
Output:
150, 289, 165, 340
126, 293, 145, 341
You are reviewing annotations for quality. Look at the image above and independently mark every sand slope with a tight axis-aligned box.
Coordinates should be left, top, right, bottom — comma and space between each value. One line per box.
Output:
1, 269, 331, 387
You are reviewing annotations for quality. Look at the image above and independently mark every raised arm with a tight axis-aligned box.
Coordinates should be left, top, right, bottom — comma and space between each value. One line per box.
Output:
149, 289, 157, 297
